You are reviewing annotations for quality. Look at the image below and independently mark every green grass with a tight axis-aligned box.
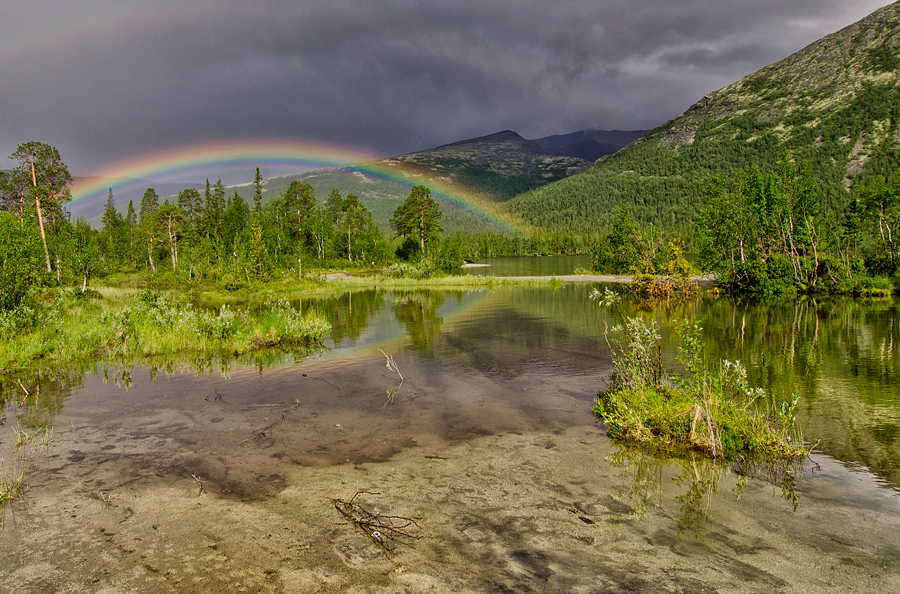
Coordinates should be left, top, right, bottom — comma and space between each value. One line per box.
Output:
591, 289, 807, 460
0, 464, 25, 512
0, 287, 332, 392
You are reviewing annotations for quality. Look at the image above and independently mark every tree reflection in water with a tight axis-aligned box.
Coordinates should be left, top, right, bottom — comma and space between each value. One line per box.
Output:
608, 445, 806, 537
390, 291, 445, 350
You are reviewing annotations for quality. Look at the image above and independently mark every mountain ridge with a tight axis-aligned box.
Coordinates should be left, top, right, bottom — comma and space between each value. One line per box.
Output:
379, 129, 593, 201
506, 1, 900, 232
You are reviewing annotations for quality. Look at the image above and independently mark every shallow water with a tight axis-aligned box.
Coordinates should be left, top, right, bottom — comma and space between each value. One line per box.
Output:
2, 285, 899, 592
456, 254, 593, 277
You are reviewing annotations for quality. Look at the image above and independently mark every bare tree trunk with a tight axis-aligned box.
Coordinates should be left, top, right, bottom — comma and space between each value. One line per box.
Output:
147, 241, 157, 273
418, 216, 426, 254
160, 214, 178, 270
30, 158, 52, 273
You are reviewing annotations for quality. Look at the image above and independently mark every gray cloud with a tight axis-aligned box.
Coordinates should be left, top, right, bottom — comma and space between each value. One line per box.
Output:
0, 0, 891, 179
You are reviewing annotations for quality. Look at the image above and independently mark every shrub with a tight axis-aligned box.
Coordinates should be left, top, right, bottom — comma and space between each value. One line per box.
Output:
591, 288, 806, 459
195, 305, 241, 340
381, 259, 441, 279
0, 213, 43, 311
630, 241, 699, 299
0, 304, 41, 339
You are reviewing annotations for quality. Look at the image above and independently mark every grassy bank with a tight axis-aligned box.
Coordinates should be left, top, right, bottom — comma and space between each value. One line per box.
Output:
0, 286, 331, 401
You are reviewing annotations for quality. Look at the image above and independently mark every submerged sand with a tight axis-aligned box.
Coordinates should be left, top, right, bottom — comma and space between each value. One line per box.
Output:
2, 352, 898, 593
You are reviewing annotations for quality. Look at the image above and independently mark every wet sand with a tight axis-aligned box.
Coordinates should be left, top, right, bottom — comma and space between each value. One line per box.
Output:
2, 352, 898, 593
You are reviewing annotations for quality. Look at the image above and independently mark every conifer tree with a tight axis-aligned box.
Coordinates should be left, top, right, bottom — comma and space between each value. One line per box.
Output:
101, 188, 123, 256
248, 217, 269, 279
223, 191, 250, 251
253, 167, 263, 216
283, 181, 316, 247
205, 178, 226, 242
9, 141, 72, 272
125, 200, 137, 266
177, 188, 203, 226
390, 185, 442, 255
138, 188, 160, 272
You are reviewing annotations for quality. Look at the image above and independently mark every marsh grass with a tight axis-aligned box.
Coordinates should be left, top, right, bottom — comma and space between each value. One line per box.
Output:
0, 423, 46, 526
0, 463, 25, 513
591, 288, 807, 460
251, 297, 332, 347
0, 288, 331, 397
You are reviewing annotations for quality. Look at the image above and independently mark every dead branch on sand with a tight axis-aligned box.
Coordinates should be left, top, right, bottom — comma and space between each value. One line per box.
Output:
333, 490, 421, 553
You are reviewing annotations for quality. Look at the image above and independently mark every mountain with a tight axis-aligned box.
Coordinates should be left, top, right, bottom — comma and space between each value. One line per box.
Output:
532, 129, 648, 160
379, 130, 594, 201
246, 127, 643, 235
507, 1, 900, 233
68, 127, 632, 233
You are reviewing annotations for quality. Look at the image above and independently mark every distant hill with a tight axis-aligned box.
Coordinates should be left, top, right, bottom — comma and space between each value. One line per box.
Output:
379, 130, 594, 201
532, 129, 648, 161
232, 127, 646, 235
68, 177, 206, 225
507, 1, 900, 233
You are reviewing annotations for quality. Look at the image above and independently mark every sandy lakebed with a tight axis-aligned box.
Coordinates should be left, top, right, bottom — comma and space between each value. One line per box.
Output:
1, 346, 898, 594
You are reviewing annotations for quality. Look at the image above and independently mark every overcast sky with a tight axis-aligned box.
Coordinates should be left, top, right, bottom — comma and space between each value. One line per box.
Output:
1, 0, 892, 180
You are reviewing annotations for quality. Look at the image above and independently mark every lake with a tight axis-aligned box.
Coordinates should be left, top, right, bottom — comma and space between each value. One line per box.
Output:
1, 280, 899, 592
456, 254, 593, 277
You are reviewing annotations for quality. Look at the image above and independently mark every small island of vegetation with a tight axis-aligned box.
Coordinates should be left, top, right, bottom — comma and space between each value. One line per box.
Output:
591, 288, 807, 460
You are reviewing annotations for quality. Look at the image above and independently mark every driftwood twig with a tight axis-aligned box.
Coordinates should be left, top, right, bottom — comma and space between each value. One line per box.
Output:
378, 349, 403, 381
333, 490, 421, 552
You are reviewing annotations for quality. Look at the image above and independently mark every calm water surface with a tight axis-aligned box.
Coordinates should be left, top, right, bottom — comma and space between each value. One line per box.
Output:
456, 254, 593, 276
1, 278, 899, 592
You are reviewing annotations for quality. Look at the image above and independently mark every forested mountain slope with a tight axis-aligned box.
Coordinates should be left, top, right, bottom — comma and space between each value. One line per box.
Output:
507, 1, 900, 233
250, 128, 646, 234
378, 130, 592, 201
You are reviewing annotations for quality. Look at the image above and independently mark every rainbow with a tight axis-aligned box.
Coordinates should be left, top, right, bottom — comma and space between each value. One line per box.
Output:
69, 139, 524, 233
0, 5, 228, 71
69, 139, 375, 210
330, 160, 523, 234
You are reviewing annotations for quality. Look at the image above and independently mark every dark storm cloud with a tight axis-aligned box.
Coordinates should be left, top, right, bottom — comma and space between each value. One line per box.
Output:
0, 0, 891, 176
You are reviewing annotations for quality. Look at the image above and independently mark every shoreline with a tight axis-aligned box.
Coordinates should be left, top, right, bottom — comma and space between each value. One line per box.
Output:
482, 273, 716, 286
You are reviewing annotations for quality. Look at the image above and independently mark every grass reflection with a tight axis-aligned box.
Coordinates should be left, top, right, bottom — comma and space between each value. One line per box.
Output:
608, 444, 805, 537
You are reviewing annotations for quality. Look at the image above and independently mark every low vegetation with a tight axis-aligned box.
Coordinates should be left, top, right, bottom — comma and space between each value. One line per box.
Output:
591, 289, 807, 460
0, 286, 331, 401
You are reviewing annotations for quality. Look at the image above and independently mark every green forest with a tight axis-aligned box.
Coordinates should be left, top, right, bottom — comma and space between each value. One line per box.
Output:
589, 157, 900, 296
4, 133, 900, 317
508, 81, 900, 235
0, 142, 480, 311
